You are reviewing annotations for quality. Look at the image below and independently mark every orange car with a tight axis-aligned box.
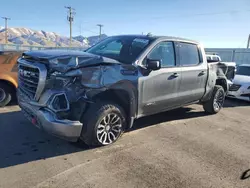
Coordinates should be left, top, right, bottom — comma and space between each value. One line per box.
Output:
0, 51, 22, 107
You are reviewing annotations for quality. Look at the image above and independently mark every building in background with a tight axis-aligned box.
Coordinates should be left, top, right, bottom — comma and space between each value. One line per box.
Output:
205, 48, 250, 65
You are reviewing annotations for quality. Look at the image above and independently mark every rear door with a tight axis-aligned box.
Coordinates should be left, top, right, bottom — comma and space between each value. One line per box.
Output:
176, 42, 207, 104
138, 41, 182, 116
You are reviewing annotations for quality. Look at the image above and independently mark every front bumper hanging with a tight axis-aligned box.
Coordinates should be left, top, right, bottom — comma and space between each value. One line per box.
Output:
18, 91, 83, 142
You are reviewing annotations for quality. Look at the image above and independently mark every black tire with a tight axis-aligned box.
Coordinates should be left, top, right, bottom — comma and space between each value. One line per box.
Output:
203, 85, 225, 114
80, 102, 127, 146
0, 83, 13, 107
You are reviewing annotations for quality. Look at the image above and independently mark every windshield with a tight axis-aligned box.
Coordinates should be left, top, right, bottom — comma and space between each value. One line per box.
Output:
236, 66, 250, 76
86, 36, 152, 64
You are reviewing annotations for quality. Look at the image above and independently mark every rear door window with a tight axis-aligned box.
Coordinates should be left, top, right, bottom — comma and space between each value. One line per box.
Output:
179, 43, 200, 66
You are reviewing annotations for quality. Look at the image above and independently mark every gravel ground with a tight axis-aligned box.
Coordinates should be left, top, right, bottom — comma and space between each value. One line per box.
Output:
0, 99, 250, 188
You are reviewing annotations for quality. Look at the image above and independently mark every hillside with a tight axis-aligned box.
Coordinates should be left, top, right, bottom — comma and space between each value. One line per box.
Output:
73, 34, 107, 46
0, 27, 99, 47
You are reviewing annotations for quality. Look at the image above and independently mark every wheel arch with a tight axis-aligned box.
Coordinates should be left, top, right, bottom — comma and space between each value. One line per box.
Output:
201, 75, 228, 102
215, 77, 228, 92
91, 84, 137, 129
0, 79, 17, 94
0, 73, 18, 88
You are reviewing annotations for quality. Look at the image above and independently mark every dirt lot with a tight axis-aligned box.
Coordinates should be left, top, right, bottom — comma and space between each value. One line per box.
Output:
0, 99, 250, 188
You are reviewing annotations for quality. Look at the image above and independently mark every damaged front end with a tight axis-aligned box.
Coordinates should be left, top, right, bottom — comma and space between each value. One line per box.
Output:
17, 50, 123, 141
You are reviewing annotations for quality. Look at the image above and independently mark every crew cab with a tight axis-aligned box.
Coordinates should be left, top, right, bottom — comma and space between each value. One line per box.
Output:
17, 35, 228, 146
0, 51, 22, 107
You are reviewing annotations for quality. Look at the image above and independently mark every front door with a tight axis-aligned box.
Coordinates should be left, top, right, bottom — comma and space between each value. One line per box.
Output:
138, 41, 182, 117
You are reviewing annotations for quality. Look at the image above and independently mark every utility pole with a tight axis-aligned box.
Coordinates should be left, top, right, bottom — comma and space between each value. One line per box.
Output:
97, 24, 103, 41
65, 6, 75, 46
1, 17, 10, 44
247, 34, 250, 49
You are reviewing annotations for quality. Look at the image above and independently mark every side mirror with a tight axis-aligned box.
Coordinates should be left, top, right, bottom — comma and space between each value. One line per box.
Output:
146, 59, 161, 71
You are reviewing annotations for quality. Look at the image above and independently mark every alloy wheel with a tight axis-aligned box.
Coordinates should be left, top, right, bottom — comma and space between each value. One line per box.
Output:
213, 90, 224, 111
96, 113, 122, 145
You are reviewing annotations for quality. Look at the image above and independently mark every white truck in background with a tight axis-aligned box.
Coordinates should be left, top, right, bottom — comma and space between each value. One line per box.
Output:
206, 53, 250, 102
206, 53, 236, 81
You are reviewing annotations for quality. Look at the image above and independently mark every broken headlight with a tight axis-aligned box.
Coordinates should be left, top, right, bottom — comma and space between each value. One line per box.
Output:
48, 93, 70, 112
48, 69, 82, 89
45, 76, 74, 90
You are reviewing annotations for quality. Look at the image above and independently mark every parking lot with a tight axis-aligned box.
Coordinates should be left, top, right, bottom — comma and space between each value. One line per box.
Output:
0, 99, 250, 188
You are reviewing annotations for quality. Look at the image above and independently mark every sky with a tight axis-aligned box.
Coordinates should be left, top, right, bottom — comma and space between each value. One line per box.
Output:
1, 0, 250, 48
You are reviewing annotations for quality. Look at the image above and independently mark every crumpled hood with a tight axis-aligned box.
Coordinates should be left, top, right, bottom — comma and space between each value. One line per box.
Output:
233, 75, 250, 85
22, 50, 120, 72
23, 49, 91, 59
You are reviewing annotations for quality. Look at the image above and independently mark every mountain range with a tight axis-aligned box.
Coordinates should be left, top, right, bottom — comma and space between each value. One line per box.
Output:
0, 26, 107, 47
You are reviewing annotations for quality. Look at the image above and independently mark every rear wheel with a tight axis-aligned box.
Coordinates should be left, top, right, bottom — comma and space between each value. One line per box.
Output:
203, 85, 225, 114
80, 102, 126, 146
0, 83, 13, 107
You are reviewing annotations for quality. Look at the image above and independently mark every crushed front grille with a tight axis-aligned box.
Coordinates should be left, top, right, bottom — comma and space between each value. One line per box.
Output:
18, 65, 39, 99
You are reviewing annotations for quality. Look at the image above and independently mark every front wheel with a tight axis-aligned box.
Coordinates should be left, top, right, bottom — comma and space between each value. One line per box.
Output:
203, 85, 225, 114
80, 102, 127, 146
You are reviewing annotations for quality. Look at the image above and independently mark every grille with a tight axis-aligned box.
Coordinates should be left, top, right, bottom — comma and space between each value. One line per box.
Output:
229, 84, 241, 91
18, 65, 39, 99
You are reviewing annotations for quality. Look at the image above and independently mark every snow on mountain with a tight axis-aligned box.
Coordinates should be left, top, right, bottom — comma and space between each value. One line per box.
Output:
0, 26, 4, 32
73, 35, 85, 42
0, 26, 108, 47
0, 27, 89, 47
73, 35, 90, 46
73, 34, 107, 46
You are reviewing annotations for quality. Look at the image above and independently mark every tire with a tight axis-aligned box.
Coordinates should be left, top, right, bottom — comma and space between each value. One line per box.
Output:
80, 102, 127, 146
203, 85, 225, 114
0, 83, 13, 107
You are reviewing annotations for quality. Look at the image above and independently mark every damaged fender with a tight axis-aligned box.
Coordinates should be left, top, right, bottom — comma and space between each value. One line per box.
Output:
69, 64, 139, 128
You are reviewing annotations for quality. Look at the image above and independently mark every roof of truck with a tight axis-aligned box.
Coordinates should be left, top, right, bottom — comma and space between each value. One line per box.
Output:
110, 35, 199, 44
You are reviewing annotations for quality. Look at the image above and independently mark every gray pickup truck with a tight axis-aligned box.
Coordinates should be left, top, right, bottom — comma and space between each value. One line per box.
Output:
17, 35, 228, 146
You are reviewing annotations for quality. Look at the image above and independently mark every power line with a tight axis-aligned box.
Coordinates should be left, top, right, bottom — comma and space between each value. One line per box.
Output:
97, 24, 104, 41
82, 28, 98, 34
1, 17, 11, 44
65, 6, 76, 46
107, 9, 250, 24
149, 9, 250, 20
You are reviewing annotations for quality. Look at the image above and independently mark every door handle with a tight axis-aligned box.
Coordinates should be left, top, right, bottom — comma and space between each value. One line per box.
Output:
172, 73, 179, 77
199, 71, 206, 76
